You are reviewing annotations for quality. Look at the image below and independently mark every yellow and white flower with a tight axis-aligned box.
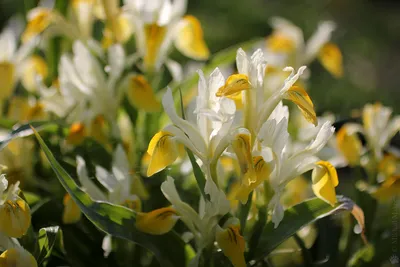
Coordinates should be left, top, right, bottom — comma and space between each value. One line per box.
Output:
161, 176, 230, 265
0, 175, 31, 238
264, 17, 342, 78
124, 0, 209, 72
0, 25, 40, 103
0, 246, 37, 267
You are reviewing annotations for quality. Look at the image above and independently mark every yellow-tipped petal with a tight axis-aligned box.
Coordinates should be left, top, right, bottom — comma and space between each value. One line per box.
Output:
318, 43, 343, 78
66, 123, 86, 145
22, 8, 52, 43
284, 86, 317, 126
312, 161, 339, 206
135, 207, 179, 235
336, 125, 362, 166
266, 32, 295, 53
0, 61, 15, 101
144, 23, 167, 70
62, 193, 82, 224
216, 74, 251, 97
147, 131, 179, 177
231, 132, 256, 185
216, 225, 246, 267
373, 175, 400, 202
0, 198, 31, 238
175, 15, 210, 60
0, 248, 37, 267
236, 156, 271, 204
126, 75, 161, 112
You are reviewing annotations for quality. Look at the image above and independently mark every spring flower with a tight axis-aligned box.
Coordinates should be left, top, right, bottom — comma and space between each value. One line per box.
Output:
0, 247, 37, 267
146, 68, 236, 178
362, 103, 400, 161
161, 176, 230, 263
311, 161, 339, 206
0, 25, 39, 104
0, 175, 31, 238
257, 106, 335, 226
124, 0, 210, 72
264, 17, 342, 78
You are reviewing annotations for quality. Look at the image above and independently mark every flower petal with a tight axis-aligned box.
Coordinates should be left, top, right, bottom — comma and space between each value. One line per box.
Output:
284, 85, 317, 126
62, 193, 82, 224
126, 74, 161, 112
0, 61, 15, 101
215, 74, 251, 97
135, 207, 179, 235
231, 129, 256, 185
216, 225, 246, 267
312, 161, 338, 206
318, 43, 343, 78
0, 198, 31, 238
336, 124, 362, 166
175, 15, 210, 60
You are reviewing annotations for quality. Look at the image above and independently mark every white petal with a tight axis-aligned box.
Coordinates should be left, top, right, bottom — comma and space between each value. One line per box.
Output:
77, 156, 107, 201
236, 48, 249, 75
0, 28, 16, 61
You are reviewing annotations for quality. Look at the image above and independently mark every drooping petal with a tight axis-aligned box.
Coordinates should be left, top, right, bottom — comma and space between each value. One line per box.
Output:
318, 43, 343, 78
143, 23, 167, 70
266, 32, 296, 53
0, 247, 37, 267
284, 85, 317, 126
135, 207, 179, 235
174, 15, 210, 60
312, 161, 339, 206
126, 74, 161, 112
147, 131, 180, 176
215, 74, 251, 97
231, 129, 256, 185
0, 198, 31, 238
336, 124, 362, 166
62, 193, 82, 224
216, 224, 246, 267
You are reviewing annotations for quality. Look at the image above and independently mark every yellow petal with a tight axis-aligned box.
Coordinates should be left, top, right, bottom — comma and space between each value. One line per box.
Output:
102, 14, 132, 48
284, 86, 317, 126
378, 154, 398, 180
216, 225, 246, 267
236, 156, 271, 204
27, 102, 47, 121
22, 8, 52, 43
336, 125, 362, 166
266, 32, 295, 53
135, 207, 179, 235
318, 43, 343, 78
147, 131, 179, 177
144, 23, 167, 70
126, 75, 161, 112
351, 203, 368, 245
7, 96, 30, 121
231, 132, 256, 186
89, 115, 110, 146
66, 123, 86, 145
0, 61, 15, 101
373, 175, 400, 202
216, 74, 251, 97
0, 198, 31, 238
62, 193, 82, 224
312, 161, 339, 206
175, 15, 210, 60
0, 248, 37, 267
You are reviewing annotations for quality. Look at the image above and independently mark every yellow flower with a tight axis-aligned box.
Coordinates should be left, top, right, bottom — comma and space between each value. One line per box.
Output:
216, 223, 246, 267
0, 198, 31, 238
0, 247, 37, 267
22, 8, 53, 43
62, 193, 82, 224
135, 207, 179, 235
312, 161, 339, 206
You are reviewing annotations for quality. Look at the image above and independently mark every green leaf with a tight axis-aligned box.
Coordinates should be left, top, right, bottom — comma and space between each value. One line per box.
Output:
33, 128, 186, 267
252, 197, 359, 263
170, 37, 263, 97
0, 120, 59, 150
36, 226, 64, 266
348, 244, 375, 267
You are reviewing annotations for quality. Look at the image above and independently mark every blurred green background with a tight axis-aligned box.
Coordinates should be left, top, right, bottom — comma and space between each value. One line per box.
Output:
1, 0, 399, 116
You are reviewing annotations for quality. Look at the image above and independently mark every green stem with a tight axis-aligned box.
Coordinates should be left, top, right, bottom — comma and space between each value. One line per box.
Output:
239, 191, 253, 233
247, 206, 267, 261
